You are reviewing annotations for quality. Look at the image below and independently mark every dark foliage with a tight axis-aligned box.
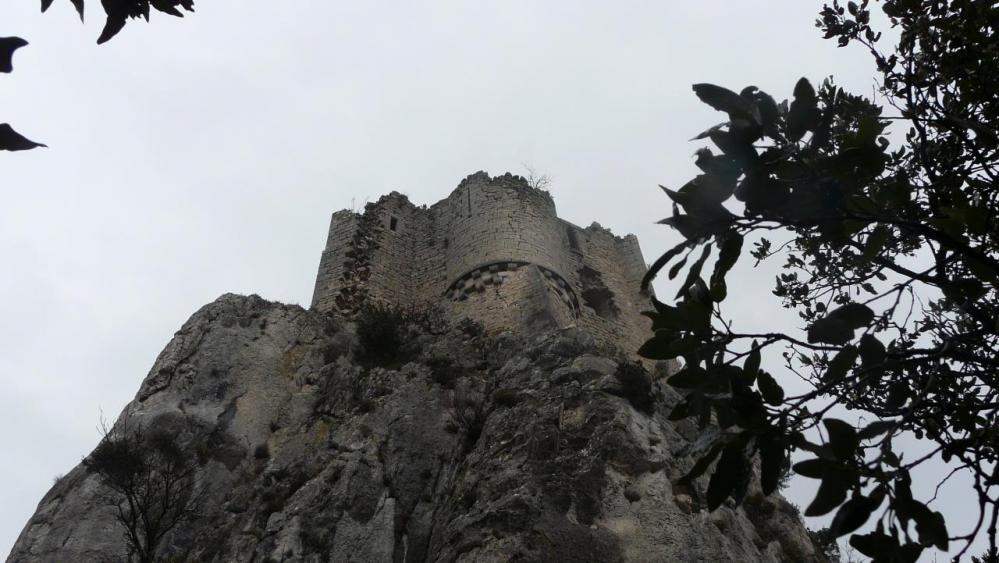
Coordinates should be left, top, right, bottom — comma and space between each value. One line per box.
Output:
41, 0, 195, 44
4, 0, 197, 152
0, 37, 45, 151
643, 0, 999, 559
355, 302, 411, 365
808, 527, 843, 563
404, 302, 450, 336
354, 302, 446, 366
974, 547, 999, 563
425, 356, 463, 389
0, 37, 28, 73
0, 122, 46, 151
84, 418, 202, 563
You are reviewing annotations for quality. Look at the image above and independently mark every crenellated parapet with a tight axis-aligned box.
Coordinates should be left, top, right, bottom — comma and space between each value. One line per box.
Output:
311, 172, 652, 355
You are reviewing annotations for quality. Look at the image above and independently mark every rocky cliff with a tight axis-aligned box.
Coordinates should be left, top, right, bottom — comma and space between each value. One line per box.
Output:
8, 294, 820, 562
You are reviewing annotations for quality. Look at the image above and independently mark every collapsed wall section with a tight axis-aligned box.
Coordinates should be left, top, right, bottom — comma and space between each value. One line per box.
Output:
567, 224, 652, 356
312, 210, 361, 312
311, 193, 438, 314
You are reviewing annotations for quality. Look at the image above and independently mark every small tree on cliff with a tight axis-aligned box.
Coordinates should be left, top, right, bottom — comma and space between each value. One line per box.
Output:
84, 418, 202, 563
642, 0, 998, 560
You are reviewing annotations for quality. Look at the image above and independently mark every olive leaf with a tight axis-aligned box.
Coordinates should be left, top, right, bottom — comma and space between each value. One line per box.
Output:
0, 124, 47, 151
0, 37, 29, 73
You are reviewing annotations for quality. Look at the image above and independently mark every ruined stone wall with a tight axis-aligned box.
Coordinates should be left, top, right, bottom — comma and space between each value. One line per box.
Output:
311, 210, 361, 312
568, 224, 652, 356
310, 172, 652, 356
311, 194, 441, 313
360, 194, 437, 307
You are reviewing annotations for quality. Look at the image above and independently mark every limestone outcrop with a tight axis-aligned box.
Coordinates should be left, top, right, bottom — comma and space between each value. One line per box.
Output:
8, 294, 821, 562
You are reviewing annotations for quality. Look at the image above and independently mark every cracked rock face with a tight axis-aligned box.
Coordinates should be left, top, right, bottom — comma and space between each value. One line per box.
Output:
8, 294, 820, 562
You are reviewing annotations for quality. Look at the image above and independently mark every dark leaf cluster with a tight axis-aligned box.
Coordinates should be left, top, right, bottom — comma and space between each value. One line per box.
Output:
1, 37, 45, 151
643, 0, 999, 559
0, 0, 194, 151
354, 302, 445, 366
41, 0, 195, 44
3, 0, 197, 153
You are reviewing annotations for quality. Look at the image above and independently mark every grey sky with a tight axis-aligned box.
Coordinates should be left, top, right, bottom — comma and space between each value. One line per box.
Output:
1, 1, 975, 559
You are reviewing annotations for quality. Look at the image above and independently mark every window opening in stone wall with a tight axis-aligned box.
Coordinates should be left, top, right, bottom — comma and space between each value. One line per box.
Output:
566, 227, 581, 252
389, 216, 398, 231
578, 266, 620, 320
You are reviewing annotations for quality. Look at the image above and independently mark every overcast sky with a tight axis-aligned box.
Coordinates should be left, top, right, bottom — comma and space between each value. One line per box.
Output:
0, 1, 980, 559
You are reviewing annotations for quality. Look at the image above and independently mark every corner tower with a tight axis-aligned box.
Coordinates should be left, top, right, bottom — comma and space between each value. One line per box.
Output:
311, 171, 652, 355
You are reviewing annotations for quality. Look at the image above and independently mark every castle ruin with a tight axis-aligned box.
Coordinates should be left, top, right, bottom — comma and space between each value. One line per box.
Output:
312, 171, 653, 354
10, 171, 821, 563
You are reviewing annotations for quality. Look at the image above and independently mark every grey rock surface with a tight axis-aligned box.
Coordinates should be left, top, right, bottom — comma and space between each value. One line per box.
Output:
8, 294, 821, 562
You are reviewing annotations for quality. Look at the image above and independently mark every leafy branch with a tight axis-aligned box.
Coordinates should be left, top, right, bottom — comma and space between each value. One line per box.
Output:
642, 1, 999, 560
3, 0, 197, 152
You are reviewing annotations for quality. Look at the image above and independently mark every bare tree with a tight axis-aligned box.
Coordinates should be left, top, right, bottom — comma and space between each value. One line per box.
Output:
84, 417, 202, 563
522, 164, 552, 191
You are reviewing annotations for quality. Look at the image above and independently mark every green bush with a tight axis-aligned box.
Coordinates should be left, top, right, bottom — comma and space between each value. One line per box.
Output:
354, 302, 449, 366
355, 303, 409, 364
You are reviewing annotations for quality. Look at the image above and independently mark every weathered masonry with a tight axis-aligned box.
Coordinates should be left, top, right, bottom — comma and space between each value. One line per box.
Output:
311, 171, 653, 354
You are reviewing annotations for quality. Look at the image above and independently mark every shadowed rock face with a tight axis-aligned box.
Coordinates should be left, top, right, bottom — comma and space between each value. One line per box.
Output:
8, 294, 820, 562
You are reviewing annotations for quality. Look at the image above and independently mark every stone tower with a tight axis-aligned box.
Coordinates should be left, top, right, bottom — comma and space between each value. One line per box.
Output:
312, 171, 652, 354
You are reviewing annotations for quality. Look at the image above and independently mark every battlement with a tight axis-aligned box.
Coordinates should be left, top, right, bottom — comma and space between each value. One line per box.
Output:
311, 171, 652, 355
